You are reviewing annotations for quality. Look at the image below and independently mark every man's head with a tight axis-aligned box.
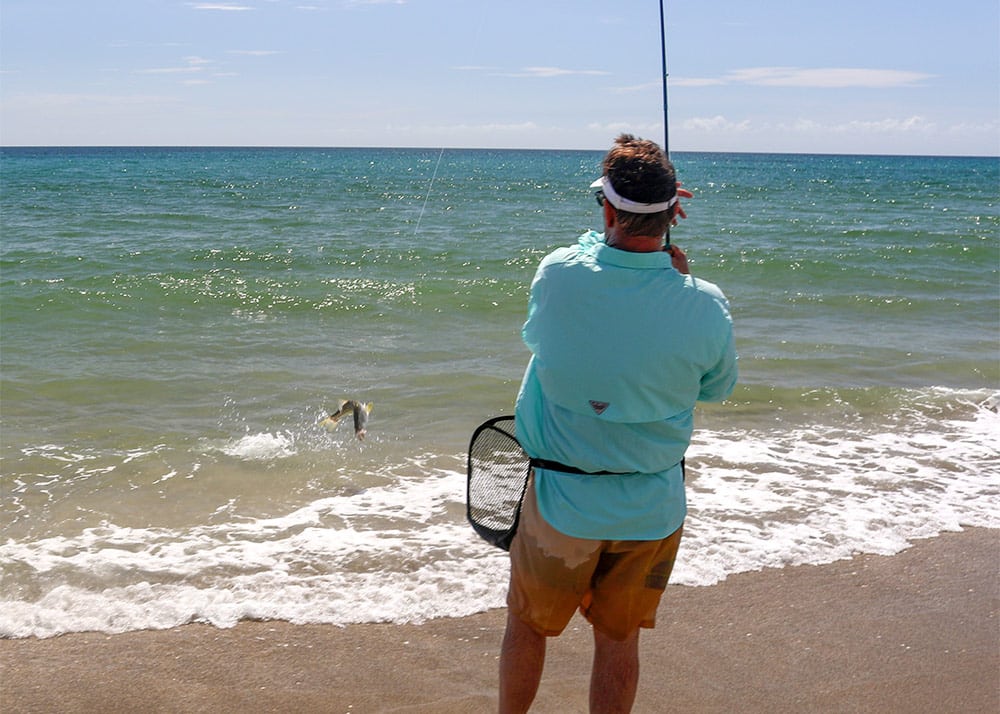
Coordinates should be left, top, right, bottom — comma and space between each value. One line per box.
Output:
596, 133, 677, 239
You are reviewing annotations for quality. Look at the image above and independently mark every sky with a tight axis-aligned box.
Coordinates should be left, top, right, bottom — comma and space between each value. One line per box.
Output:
1, 0, 998, 155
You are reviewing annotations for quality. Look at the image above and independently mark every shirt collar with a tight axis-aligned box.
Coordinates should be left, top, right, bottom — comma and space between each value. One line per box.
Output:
590, 237, 674, 270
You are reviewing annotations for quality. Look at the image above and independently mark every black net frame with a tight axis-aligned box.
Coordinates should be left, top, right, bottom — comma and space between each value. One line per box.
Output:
466, 415, 530, 551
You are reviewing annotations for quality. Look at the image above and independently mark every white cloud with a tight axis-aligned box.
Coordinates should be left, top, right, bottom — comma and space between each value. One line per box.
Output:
764, 116, 936, 135
478, 121, 539, 132
682, 115, 752, 133
409, 121, 540, 135
668, 113, 986, 155
669, 77, 726, 88
587, 121, 663, 136
626, 67, 932, 91
611, 81, 662, 94
947, 120, 1000, 135
191, 3, 253, 11
4, 93, 181, 109
683, 67, 935, 89
682, 114, 938, 137
454, 65, 611, 79
137, 56, 211, 75
455, 65, 610, 79
138, 67, 202, 75
837, 116, 935, 133
498, 66, 611, 78
734, 67, 932, 88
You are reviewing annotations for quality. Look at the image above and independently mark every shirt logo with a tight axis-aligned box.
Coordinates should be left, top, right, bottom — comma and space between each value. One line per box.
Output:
589, 400, 610, 415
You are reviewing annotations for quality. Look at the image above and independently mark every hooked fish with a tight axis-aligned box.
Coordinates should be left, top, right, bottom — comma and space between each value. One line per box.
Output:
320, 399, 374, 440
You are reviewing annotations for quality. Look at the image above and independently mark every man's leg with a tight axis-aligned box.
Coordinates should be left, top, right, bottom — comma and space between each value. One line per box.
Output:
498, 610, 547, 714
590, 626, 640, 714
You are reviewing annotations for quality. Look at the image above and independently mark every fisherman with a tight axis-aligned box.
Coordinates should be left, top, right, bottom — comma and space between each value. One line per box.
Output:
320, 400, 373, 440
499, 134, 737, 712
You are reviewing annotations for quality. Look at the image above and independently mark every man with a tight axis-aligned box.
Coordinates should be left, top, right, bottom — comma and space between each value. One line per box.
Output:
500, 134, 738, 713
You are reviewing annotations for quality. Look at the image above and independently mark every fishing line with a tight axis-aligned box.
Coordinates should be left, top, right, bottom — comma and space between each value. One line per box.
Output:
413, 6, 491, 238
414, 146, 445, 236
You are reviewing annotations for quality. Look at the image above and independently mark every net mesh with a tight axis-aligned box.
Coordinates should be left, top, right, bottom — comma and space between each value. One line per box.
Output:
466, 416, 529, 550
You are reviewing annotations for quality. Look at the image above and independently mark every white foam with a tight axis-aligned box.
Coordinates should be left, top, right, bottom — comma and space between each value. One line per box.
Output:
217, 431, 297, 460
2, 391, 997, 639
672, 390, 1000, 585
0, 465, 510, 638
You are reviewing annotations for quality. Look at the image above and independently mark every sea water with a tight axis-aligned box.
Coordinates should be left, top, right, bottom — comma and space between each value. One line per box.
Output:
1, 147, 997, 638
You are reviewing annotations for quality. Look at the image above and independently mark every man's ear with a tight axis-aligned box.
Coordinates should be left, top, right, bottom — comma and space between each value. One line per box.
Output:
603, 200, 616, 229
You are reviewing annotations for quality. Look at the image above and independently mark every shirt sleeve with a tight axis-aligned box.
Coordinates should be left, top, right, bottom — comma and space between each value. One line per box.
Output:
698, 327, 738, 402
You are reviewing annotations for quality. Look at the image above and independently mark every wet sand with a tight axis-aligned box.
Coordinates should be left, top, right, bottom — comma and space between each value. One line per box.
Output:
2, 528, 997, 713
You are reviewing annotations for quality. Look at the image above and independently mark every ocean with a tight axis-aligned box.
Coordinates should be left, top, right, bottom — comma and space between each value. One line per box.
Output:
1, 147, 997, 639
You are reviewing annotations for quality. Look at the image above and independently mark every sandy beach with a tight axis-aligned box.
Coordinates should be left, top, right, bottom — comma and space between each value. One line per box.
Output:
2, 527, 996, 713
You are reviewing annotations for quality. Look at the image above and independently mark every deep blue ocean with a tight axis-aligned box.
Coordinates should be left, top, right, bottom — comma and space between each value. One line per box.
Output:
1, 147, 997, 637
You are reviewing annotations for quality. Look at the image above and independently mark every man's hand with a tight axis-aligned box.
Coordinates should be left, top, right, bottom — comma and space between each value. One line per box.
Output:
667, 182, 693, 273
666, 244, 690, 274
672, 183, 693, 226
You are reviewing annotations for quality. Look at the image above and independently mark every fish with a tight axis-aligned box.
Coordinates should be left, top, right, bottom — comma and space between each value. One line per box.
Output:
320, 399, 374, 440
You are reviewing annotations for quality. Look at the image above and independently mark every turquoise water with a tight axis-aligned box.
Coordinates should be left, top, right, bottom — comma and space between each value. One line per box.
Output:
1, 147, 997, 637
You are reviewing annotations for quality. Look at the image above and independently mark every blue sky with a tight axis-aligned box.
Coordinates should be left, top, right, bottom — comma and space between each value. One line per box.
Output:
1, 0, 997, 155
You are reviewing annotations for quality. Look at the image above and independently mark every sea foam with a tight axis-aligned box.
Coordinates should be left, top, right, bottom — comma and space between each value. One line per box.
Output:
2, 397, 997, 639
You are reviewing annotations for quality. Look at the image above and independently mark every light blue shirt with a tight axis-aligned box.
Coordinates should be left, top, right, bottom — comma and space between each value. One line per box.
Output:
515, 231, 737, 540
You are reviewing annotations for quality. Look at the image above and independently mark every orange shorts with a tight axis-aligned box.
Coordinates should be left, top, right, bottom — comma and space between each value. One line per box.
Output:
506, 477, 683, 641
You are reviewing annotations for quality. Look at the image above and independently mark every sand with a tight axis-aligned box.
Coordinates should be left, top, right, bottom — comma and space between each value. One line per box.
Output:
2, 528, 997, 714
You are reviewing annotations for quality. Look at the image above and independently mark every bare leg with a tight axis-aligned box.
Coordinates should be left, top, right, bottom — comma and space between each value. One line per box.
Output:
499, 610, 547, 714
590, 627, 640, 714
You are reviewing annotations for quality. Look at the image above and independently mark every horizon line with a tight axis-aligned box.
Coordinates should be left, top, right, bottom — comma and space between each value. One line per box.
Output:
1, 144, 996, 160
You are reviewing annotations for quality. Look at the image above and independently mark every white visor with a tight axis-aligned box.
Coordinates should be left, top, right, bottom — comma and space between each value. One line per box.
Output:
590, 176, 677, 214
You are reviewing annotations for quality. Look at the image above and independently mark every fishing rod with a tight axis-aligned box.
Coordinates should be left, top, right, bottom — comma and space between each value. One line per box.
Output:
659, 0, 670, 156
